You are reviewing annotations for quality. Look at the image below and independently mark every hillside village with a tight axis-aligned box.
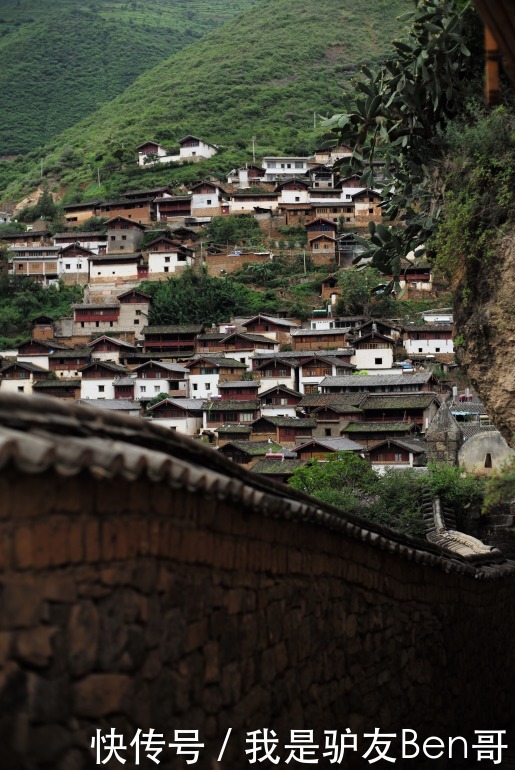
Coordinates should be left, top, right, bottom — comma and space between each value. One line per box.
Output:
0, 136, 512, 481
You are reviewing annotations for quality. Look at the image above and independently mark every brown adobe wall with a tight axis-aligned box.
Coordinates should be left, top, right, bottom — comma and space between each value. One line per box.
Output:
0, 447, 515, 770
203, 252, 270, 276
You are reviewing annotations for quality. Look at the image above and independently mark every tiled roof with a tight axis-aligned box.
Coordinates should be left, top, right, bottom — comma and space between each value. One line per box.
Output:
292, 328, 349, 337
187, 356, 247, 368
142, 325, 204, 334
255, 417, 317, 428
294, 437, 364, 452
220, 440, 283, 456
217, 380, 260, 388
321, 373, 434, 388
81, 361, 127, 373
133, 361, 188, 374
48, 348, 91, 359
72, 303, 120, 310
403, 324, 454, 332
258, 385, 303, 399
206, 400, 259, 411
76, 399, 140, 411
252, 459, 306, 474
244, 315, 300, 328
148, 398, 206, 412
448, 399, 487, 414
299, 393, 366, 408
344, 422, 416, 433
0, 361, 48, 373
87, 336, 137, 349
461, 424, 499, 439
361, 394, 439, 410
33, 379, 81, 388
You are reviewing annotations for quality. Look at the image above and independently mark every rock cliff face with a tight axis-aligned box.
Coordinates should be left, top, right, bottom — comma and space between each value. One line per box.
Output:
454, 231, 515, 447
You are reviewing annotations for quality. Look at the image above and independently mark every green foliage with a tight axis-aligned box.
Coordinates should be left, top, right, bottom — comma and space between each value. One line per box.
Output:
0, 0, 410, 201
0, 221, 25, 234
203, 215, 262, 247
335, 266, 393, 316
323, 0, 482, 281
288, 454, 485, 537
0, 0, 259, 155
145, 392, 172, 411
0, 277, 83, 345
141, 267, 282, 326
483, 455, 515, 512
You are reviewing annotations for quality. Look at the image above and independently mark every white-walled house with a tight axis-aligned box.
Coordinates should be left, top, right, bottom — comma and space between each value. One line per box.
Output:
178, 135, 218, 161
185, 356, 247, 400
403, 325, 454, 355
79, 361, 126, 400
146, 398, 205, 435
275, 179, 310, 204
262, 156, 311, 182
131, 360, 189, 401
147, 236, 193, 277
0, 362, 48, 396
351, 333, 395, 370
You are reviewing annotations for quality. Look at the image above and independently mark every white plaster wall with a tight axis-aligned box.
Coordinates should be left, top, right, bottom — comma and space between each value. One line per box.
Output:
80, 378, 116, 400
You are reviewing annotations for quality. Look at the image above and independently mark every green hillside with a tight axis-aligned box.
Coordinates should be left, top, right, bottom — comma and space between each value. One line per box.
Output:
0, 0, 410, 203
0, 0, 259, 155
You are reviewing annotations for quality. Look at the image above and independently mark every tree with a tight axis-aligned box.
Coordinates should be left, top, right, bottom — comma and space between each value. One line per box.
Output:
335, 266, 390, 316
323, 0, 479, 285
203, 215, 262, 247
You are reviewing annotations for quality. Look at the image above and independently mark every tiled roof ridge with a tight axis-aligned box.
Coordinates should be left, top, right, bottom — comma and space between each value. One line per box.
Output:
0, 393, 512, 579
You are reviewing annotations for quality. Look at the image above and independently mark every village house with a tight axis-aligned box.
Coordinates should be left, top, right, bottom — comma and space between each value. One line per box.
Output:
96, 199, 156, 225
228, 190, 279, 214
308, 401, 365, 439
62, 201, 100, 226
251, 456, 307, 484
257, 385, 303, 417
146, 236, 193, 278
217, 440, 283, 468
366, 437, 428, 473
72, 302, 121, 336
9, 246, 61, 286
278, 202, 313, 227
308, 165, 336, 189
309, 234, 338, 264
253, 357, 299, 393
88, 252, 144, 283
117, 289, 152, 339
360, 393, 441, 431
0, 230, 52, 251
32, 379, 81, 401
218, 380, 261, 401
351, 188, 383, 223
250, 416, 316, 446
227, 165, 266, 188
190, 182, 228, 218
296, 391, 366, 416
305, 217, 338, 243
308, 315, 365, 331
79, 361, 127, 400
76, 398, 141, 418
57, 244, 92, 284
386, 262, 434, 294
292, 436, 364, 461
0, 361, 49, 395
146, 398, 205, 435
291, 328, 351, 352
53, 232, 108, 254
200, 332, 279, 369
203, 400, 260, 430
178, 135, 218, 161
341, 421, 419, 447
185, 356, 247, 399
87, 336, 138, 365
31, 315, 56, 341
154, 196, 192, 222
16, 338, 73, 370
403, 324, 454, 355
351, 332, 395, 370
48, 348, 91, 378
214, 424, 252, 444
242, 314, 300, 343
337, 232, 365, 267
313, 144, 352, 166
116, 361, 188, 402
275, 179, 310, 204
142, 324, 204, 355
297, 354, 355, 395
106, 217, 145, 252
262, 156, 311, 182
137, 141, 173, 166
311, 201, 354, 225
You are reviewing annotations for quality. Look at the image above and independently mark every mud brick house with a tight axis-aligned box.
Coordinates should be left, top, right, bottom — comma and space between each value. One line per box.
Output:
258, 385, 303, 417
217, 440, 283, 468
320, 372, 440, 394
251, 416, 316, 446
79, 361, 127, 400
311, 201, 354, 224
124, 186, 174, 201
146, 236, 193, 278
53, 231, 108, 255
352, 188, 383, 222
308, 234, 338, 264
154, 196, 192, 222
292, 328, 351, 352
242, 314, 300, 343
275, 178, 310, 204
142, 325, 204, 355
62, 200, 100, 225
203, 400, 260, 430
251, 456, 307, 484
308, 165, 336, 188
214, 423, 252, 444
87, 336, 138, 364
88, 252, 144, 282
48, 348, 91, 378
360, 393, 441, 431
341, 421, 419, 447
32, 378, 81, 400
351, 332, 395, 369
117, 289, 152, 339
278, 202, 313, 226
97, 199, 156, 225
0, 361, 49, 395
366, 437, 428, 472
106, 217, 145, 252
185, 356, 247, 399
321, 274, 341, 304
0, 229, 52, 249
292, 436, 364, 460
305, 217, 337, 243
217, 380, 261, 401
403, 324, 454, 355
146, 397, 205, 434
30, 315, 56, 341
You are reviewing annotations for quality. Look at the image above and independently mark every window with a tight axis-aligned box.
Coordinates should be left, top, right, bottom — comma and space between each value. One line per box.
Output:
239, 412, 254, 422
164, 257, 170, 263
154, 386, 160, 392
193, 384, 198, 391
164, 267, 169, 273
369, 208, 374, 214
111, 235, 116, 241
374, 358, 383, 365
121, 236, 127, 241
295, 196, 300, 202
206, 383, 211, 390
140, 386, 146, 393
109, 322, 113, 328
81, 322, 85, 328
65, 263, 71, 270
95, 322, 100, 328
485, 453, 492, 469
295, 162, 303, 169
17, 386, 24, 393
98, 385, 105, 393
134, 319, 139, 325
325, 428, 331, 437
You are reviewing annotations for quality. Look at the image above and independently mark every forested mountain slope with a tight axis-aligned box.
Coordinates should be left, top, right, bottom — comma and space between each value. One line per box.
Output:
0, 0, 410, 201
0, 0, 259, 155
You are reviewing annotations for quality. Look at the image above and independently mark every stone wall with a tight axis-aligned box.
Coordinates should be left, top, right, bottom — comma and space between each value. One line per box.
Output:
0, 394, 514, 769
